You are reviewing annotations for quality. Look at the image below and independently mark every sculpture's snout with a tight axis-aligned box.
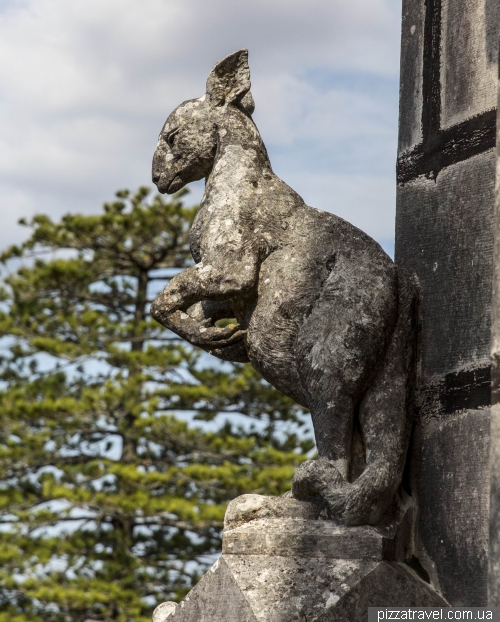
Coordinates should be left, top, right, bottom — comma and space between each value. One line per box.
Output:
152, 145, 177, 194
152, 147, 165, 188
149, 298, 159, 321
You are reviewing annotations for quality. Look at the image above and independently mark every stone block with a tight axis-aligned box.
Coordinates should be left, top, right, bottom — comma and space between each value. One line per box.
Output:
412, 409, 490, 605
223, 492, 415, 563
396, 148, 495, 605
489, 402, 500, 604
441, 0, 499, 128
154, 549, 446, 621
399, 0, 426, 152
396, 150, 495, 378
153, 496, 446, 621
223, 493, 327, 531
223, 518, 406, 561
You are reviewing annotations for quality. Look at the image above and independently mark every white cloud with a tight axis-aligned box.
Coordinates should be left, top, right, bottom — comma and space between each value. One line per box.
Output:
0, 0, 403, 251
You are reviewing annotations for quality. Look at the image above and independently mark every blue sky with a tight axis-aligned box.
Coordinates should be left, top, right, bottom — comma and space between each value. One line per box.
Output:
0, 0, 403, 256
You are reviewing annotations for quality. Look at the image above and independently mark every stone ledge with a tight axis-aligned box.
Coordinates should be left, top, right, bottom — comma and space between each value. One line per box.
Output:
223, 492, 415, 562
223, 517, 407, 561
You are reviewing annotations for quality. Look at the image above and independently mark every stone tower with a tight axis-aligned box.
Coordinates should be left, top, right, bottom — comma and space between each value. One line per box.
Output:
396, 0, 500, 606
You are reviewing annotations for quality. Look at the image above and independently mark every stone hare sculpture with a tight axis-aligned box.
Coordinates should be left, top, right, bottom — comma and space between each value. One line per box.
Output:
151, 49, 417, 526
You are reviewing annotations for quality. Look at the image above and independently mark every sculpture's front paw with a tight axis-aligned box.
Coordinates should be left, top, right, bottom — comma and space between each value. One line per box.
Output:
153, 307, 247, 349
194, 322, 246, 348
150, 289, 183, 322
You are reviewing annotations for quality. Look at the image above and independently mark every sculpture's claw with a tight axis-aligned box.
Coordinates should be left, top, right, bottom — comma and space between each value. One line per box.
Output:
196, 327, 247, 349
198, 322, 241, 341
169, 310, 246, 348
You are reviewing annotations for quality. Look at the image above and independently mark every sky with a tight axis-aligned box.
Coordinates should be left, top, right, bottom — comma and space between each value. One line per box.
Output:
0, 0, 403, 256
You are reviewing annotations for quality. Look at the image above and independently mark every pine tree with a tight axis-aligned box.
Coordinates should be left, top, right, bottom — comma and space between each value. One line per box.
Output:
0, 188, 311, 622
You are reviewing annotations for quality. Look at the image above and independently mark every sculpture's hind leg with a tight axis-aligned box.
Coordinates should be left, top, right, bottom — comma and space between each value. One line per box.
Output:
337, 269, 417, 525
293, 269, 417, 526
292, 264, 398, 494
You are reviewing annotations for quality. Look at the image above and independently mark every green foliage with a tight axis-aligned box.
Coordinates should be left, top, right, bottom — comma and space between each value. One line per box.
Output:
0, 187, 312, 622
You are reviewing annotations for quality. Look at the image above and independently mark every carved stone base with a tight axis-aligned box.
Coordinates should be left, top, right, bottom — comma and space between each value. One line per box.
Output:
153, 495, 447, 621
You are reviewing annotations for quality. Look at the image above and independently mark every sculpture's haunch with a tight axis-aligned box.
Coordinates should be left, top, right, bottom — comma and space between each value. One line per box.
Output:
150, 49, 417, 526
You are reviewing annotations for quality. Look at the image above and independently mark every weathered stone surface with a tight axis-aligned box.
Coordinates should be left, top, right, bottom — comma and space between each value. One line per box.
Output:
396, 151, 495, 378
441, 0, 499, 128
397, 148, 494, 604
157, 557, 446, 621
224, 493, 415, 559
150, 49, 418, 526
489, 62, 500, 606
398, 0, 425, 151
153, 602, 178, 622
224, 491, 416, 540
397, 159, 495, 604
411, 409, 490, 605
223, 516, 412, 562
489, 401, 500, 604
396, 0, 499, 606
224, 493, 328, 531
227, 557, 447, 621
154, 496, 445, 620
158, 557, 256, 622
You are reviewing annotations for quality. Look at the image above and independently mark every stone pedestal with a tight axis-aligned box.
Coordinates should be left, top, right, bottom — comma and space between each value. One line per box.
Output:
153, 495, 446, 621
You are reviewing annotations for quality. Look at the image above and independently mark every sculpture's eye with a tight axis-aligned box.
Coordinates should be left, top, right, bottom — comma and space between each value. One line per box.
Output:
164, 128, 180, 148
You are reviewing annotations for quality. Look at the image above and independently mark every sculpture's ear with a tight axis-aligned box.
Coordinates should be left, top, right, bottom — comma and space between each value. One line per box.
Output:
206, 49, 254, 114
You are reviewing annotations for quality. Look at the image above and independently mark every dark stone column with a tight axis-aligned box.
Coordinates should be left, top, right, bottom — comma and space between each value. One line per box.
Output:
489, 71, 500, 606
396, 0, 499, 606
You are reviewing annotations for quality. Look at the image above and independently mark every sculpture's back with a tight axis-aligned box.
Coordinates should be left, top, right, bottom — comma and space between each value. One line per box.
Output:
151, 49, 416, 527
